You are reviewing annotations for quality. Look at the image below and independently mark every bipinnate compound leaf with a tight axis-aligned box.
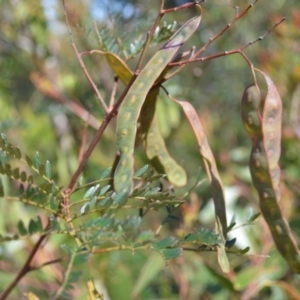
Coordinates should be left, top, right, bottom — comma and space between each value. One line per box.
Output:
241, 71, 300, 273
170, 96, 227, 237
114, 10, 202, 198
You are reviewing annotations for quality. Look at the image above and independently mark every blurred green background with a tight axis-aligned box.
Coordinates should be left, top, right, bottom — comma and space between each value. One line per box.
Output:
0, 0, 300, 299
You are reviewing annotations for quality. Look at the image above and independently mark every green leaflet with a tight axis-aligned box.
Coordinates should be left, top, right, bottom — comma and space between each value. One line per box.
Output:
170, 96, 228, 237
141, 88, 187, 187
114, 12, 202, 197
241, 73, 300, 273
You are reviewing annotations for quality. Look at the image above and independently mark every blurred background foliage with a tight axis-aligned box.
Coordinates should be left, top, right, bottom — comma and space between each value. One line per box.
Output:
0, 0, 300, 299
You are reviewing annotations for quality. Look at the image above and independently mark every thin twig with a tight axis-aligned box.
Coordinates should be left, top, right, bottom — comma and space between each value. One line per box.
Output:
193, 0, 258, 58
163, 0, 258, 79
135, 0, 200, 72
28, 257, 66, 272
109, 76, 118, 110
227, 0, 239, 16
169, 18, 285, 67
0, 224, 50, 300
62, 0, 108, 112
66, 73, 138, 195
162, 1, 203, 14
71, 45, 108, 112
134, 0, 165, 72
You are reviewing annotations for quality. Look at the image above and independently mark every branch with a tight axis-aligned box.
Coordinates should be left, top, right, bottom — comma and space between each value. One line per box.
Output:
28, 257, 66, 272
168, 18, 285, 67
62, 0, 108, 113
135, 1, 201, 72
0, 224, 50, 300
65, 73, 138, 195
163, 0, 259, 81
193, 0, 258, 58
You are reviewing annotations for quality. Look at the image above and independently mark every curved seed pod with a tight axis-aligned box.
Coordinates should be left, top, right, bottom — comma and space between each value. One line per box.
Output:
135, 88, 159, 147
142, 88, 187, 187
93, 42, 193, 189
169, 95, 228, 237
136, 50, 195, 146
241, 73, 300, 273
114, 12, 202, 196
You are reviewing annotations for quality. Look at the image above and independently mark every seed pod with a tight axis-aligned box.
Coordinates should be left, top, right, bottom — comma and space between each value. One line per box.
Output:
114, 12, 202, 197
241, 73, 300, 273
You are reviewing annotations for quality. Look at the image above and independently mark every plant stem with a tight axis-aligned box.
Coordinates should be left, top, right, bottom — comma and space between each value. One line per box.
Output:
0, 230, 49, 300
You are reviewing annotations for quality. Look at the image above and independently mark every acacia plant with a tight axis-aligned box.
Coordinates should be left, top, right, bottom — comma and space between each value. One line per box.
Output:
0, 0, 299, 299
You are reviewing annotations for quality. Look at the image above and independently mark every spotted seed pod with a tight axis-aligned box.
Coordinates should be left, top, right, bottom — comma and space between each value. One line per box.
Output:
114, 12, 202, 197
241, 73, 300, 273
